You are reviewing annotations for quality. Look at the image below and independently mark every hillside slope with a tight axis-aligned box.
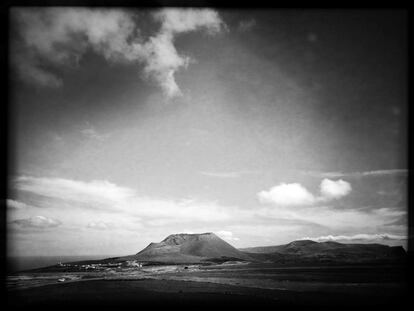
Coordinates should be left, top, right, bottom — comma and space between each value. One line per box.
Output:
240, 240, 406, 264
130, 232, 252, 263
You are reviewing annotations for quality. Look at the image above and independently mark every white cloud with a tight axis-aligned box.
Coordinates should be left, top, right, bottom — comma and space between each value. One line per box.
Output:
373, 207, 406, 218
129, 198, 234, 223
258, 183, 316, 206
9, 175, 407, 255
140, 32, 188, 97
302, 233, 407, 242
140, 9, 225, 97
12, 175, 238, 225
216, 230, 240, 241
258, 179, 352, 206
11, 8, 225, 97
154, 9, 224, 35
11, 215, 61, 229
14, 175, 135, 205
360, 169, 408, 177
256, 179, 407, 231
319, 178, 352, 200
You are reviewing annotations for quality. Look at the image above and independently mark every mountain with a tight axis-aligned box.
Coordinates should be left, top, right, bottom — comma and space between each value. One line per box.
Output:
128, 232, 252, 263
129, 235, 406, 264
240, 240, 406, 264
25, 236, 406, 273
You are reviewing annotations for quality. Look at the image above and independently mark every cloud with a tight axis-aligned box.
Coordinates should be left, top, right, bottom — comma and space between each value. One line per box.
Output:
258, 179, 352, 206
302, 233, 407, 242
14, 174, 395, 239
302, 169, 408, 178
131, 198, 235, 223
373, 207, 406, 218
11, 216, 61, 229
7, 199, 31, 209
11, 8, 225, 97
11, 175, 238, 225
13, 53, 63, 87
81, 128, 104, 141
11, 8, 135, 86
359, 169, 408, 177
200, 171, 241, 178
87, 221, 115, 230
258, 183, 316, 206
154, 9, 224, 35
216, 230, 240, 241
238, 19, 256, 32
254, 179, 405, 230
14, 175, 135, 204
319, 178, 351, 200
9, 175, 407, 254
140, 9, 225, 97
257, 203, 406, 232
81, 124, 108, 141
199, 170, 258, 179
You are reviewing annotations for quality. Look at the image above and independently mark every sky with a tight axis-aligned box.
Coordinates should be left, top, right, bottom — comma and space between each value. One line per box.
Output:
7, 8, 408, 256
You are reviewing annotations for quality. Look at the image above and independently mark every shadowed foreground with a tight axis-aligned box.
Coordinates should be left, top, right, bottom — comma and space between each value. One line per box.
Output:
8, 278, 408, 310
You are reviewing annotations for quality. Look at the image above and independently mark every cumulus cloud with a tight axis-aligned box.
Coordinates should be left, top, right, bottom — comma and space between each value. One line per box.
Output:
302, 233, 407, 242
216, 230, 240, 241
254, 179, 406, 230
154, 9, 224, 34
319, 178, 352, 200
11, 216, 61, 229
258, 183, 315, 206
258, 179, 352, 206
138, 9, 224, 97
11, 8, 225, 97
11, 8, 135, 86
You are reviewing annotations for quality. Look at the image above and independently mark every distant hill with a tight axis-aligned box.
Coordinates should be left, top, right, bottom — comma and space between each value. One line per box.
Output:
126, 232, 252, 263
239, 240, 406, 265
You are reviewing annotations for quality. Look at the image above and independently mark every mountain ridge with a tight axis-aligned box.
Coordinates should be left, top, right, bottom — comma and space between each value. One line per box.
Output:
131, 232, 251, 263
239, 239, 406, 264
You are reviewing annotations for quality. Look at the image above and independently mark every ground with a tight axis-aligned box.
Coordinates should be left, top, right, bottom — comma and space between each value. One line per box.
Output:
7, 263, 408, 310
